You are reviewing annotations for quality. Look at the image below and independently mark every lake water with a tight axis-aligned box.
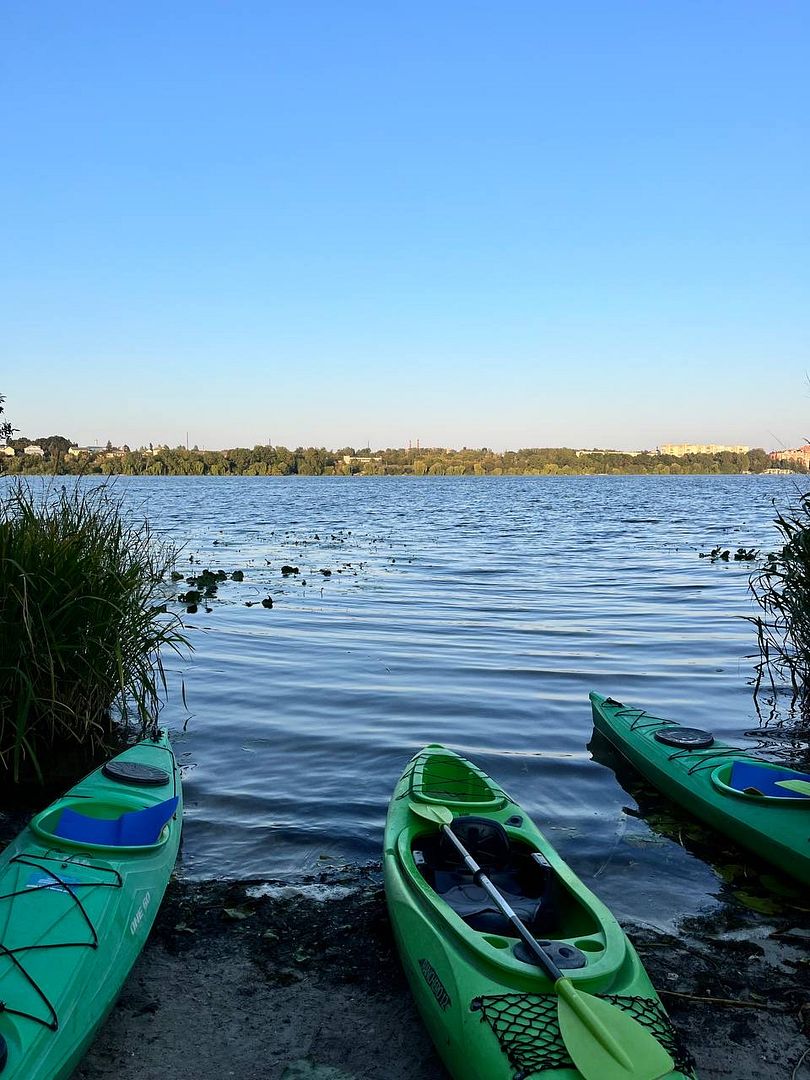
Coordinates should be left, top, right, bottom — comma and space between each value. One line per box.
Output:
12, 474, 808, 924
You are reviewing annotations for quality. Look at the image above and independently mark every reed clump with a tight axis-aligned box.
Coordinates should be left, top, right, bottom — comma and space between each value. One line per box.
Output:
0, 481, 189, 781
750, 492, 810, 708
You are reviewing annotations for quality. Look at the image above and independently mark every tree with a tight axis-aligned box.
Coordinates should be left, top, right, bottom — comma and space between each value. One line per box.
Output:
33, 435, 74, 458
0, 394, 16, 443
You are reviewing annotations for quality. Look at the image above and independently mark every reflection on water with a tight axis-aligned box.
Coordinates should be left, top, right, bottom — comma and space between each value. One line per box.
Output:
6, 473, 802, 924
587, 730, 808, 920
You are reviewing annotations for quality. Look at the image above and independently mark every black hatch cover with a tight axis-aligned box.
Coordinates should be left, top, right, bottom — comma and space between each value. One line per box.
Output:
654, 727, 714, 749
102, 760, 171, 786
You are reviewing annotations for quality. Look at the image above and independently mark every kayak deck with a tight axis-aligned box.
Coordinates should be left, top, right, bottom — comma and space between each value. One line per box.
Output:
590, 692, 810, 885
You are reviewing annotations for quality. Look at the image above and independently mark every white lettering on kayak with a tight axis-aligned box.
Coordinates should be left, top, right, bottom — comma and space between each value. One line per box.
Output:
129, 891, 152, 935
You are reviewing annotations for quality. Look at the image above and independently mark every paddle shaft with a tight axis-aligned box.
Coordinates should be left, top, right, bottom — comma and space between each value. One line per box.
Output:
439, 822, 638, 1068
408, 799, 674, 1078
439, 823, 565, 982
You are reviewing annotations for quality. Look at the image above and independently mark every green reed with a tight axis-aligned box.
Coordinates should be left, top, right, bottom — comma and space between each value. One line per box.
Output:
750, 491, 810, 706
0, 481, 189, 781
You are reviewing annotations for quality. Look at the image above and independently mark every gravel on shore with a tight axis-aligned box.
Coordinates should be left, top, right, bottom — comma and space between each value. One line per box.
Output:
74, 870, 810, 1080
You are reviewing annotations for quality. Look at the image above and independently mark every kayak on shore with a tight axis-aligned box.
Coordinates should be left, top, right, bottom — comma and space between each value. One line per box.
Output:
590, 692, 810, 886
384, 743, 692, 1080
0, 733, 182, 1079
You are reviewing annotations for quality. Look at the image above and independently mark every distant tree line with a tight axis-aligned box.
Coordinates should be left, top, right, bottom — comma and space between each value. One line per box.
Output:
0, 441, 797, 477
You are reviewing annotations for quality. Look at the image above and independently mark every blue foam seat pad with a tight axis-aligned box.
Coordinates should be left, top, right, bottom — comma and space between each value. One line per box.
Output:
730, 761, 810, 799
55, 796, 179, 845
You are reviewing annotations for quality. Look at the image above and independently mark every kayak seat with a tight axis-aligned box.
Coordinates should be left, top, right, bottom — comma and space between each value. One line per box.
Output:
415, 816, 555, 935
439, 816, 511, 869
54, 796, 179, 847
728, 761, 810, 799
433, 869, 545, 934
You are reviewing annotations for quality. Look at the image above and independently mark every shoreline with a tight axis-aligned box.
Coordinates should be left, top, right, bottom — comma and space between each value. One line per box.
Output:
2, 471, 801, 479
75, 870, 810, 1080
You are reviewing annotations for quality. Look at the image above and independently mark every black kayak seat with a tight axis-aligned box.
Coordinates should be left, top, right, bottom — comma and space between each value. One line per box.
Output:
427, 816, 552, 935
434, 869, 543, 933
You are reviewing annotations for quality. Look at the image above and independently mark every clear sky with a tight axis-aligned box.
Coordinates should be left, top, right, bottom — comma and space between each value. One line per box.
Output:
2, 2, 807, 451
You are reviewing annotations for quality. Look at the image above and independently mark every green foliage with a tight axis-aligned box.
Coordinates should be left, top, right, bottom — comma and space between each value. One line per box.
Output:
750, 492, 810, 700
0, 482, 189, 781
0, 442, 782, 477
0, 394, 15, 443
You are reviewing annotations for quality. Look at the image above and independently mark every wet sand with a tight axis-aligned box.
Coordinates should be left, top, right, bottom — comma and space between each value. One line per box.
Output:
75, 872, 810, 1080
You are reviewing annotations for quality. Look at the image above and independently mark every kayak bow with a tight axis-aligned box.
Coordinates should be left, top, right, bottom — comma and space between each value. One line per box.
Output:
0, 733, 182, 1079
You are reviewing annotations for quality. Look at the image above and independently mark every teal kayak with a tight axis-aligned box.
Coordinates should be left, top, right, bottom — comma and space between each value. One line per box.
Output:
0, 733, 182, 1078
385, 744, 693, 1079
590, 692, 810, 885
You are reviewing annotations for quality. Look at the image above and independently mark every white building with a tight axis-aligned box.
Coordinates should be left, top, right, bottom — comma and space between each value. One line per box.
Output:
659, 443, 749, 457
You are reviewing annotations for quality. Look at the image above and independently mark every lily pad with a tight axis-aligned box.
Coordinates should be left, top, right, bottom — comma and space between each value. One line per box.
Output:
733, 890, 783, 915
759, 874, 802, 899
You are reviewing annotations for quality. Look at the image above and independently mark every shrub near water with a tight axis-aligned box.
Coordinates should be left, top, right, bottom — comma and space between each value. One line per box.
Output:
750, 491, 810, 707
0, 482, 189, 781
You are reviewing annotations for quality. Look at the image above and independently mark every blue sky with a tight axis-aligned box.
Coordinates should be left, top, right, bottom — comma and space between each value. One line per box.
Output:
2, 2, 807, 451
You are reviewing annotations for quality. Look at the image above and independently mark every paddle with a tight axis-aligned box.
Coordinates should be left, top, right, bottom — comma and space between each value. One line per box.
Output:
775, 779, 810, 796
409, 801, 674, 1080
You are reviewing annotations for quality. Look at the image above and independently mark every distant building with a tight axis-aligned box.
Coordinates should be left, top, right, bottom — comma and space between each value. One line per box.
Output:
23, 445, 45, 457
2, 446, 16, 456
659, 443, 749, 457
67, 446, 86, 457
575, 449, 646, 457
770, 446, 810, 465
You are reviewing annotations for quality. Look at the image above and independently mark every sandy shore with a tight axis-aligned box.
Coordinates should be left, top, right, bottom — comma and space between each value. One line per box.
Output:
73, 870, 810, 1080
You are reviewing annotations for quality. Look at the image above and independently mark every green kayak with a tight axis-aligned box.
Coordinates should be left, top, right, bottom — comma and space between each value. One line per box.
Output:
590, 692, 810, 886
384, 744, 692, 1080
0, 732, 182, 1078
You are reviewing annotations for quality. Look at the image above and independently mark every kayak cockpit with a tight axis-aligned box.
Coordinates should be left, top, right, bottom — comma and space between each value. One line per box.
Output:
710, 760, 810, 804
408, 748, 508, 812
32, 795, 179, 853
411, 816, 602, 958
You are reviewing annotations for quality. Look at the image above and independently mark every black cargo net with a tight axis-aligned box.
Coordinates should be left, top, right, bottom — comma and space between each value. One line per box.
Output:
605, 699, 746, 775
397, 759, 508, 805
472, 992, 696, 1079
0, 854, 122, 1031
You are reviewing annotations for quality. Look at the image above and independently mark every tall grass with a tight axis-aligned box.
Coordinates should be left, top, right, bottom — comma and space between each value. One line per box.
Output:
750, 491, 810, 709
0, 481, 189, 781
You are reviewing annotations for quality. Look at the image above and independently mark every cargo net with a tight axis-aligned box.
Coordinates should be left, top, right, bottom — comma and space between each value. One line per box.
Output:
0, 854, 122, 1031
397, 761, 508, 806
472, 992, 696, 1079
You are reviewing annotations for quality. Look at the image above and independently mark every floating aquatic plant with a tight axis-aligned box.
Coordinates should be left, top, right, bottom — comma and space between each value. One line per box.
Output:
699, 546, 759, 562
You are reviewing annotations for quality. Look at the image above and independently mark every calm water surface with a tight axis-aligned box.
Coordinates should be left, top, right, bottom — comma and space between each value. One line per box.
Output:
25, 475, 810, 924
